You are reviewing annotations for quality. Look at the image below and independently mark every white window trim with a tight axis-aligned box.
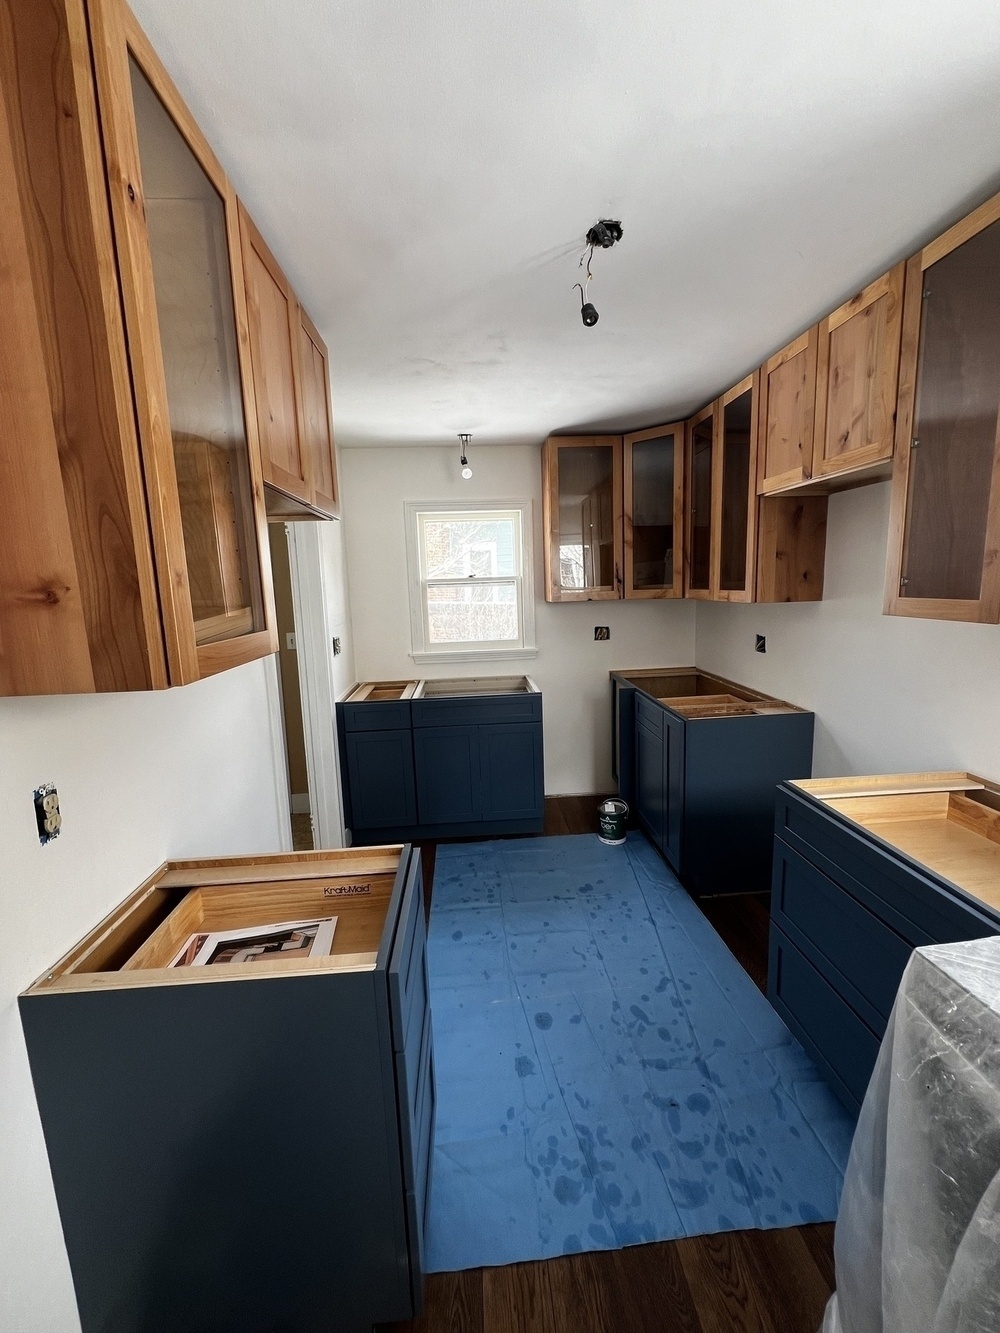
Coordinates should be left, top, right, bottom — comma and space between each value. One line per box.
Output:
404, 499, 537, 664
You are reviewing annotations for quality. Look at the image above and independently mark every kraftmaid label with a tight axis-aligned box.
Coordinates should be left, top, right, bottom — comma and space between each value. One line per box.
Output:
323, 882, 372, 897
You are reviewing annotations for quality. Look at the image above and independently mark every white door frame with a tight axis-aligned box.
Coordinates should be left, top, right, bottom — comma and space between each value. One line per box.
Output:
286, 523, 347, 849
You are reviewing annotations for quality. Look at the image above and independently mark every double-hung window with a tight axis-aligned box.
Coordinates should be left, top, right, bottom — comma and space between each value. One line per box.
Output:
404, 500, 536, 662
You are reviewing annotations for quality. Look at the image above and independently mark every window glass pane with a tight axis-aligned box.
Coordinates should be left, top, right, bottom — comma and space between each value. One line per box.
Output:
557, 446, 614, 590
689, 416, 714, 590
423, 517, 517, 579
630, 434, 675, 590
426, 582, 519, 644
130, 59, 263, 645
902, 219, 1000, 601
720, 391, 752, 591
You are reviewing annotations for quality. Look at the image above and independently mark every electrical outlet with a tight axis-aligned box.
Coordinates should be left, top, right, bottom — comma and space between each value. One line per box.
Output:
332, 636, 342, 656
755, 634, 767, 654
34, 783, 62, 845
285, 632, 297, 652
594, 626, 610, 641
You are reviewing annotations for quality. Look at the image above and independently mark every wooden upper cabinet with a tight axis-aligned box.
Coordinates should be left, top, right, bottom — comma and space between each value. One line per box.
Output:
685, 403, 716, 597
757, 327, 819, 493
88, 0, 276, 682
295, 306, 339, 517
813, 265, 904, 484
239, 205, 312, 508
240, 204, 340, 519
623, 424, 684, 598
885, 193, 1000, 623
714, 375, 759, 602
541, 436, 623, 601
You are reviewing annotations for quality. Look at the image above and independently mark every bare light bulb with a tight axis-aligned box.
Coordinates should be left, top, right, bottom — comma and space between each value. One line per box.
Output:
461, 461, 473, 480
458, 433, 473, 479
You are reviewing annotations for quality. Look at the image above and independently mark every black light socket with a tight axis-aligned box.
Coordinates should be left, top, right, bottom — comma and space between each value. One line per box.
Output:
581, 302, 599, 327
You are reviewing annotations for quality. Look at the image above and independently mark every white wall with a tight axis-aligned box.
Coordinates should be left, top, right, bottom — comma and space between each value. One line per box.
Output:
696, 482, 1000, 777
340, 443, 697, 794
0, 662, 286, 1333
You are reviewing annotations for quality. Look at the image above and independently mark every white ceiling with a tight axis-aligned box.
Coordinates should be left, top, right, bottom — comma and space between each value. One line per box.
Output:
131, 0, 1000, 448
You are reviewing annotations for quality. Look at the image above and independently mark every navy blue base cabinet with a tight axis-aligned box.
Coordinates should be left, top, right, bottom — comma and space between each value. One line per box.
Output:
338, 681, 544, 843
19, 846, 433, 1333
615, 669, 814, 898
768, 778, 1000, 1113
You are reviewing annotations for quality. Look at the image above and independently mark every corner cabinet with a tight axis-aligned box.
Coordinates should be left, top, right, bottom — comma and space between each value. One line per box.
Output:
885, 193, 1000, 623
20, 845, 433, 1331
623, 424, 685, 598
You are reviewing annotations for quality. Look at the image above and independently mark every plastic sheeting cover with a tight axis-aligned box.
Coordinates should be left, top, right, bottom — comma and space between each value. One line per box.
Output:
823, 935, 1000, 1333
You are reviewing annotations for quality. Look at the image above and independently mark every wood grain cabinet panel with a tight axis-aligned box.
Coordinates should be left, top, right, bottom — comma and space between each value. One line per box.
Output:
685, 403, 716, 598
758, 327, 819, 494
623, 423, 685, 598
0, 0, 280, 692
239, 205, 312, 507
885, 192, 1000, 623
541, 436, 623, 601
296, 305, 340, 517
812, 265, 904, 484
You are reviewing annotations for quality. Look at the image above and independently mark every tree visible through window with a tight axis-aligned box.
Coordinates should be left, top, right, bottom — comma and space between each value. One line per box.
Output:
407, 505, 533, 655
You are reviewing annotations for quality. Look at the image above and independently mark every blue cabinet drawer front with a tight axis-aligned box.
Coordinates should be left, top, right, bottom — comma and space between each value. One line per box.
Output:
776, 787, 1000, 945
340, 700, 412, 732
769, 925, 880, 1112
412, 693, 541, 728
635, 695, 664, 737
773, 840, 914, 1026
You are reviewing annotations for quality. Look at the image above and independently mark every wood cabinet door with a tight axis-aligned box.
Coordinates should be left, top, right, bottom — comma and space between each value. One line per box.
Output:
239, 204, 312, 507
541, 436, 623, 601
685, 402, 717, 598
813, 265, 904, 482
88, 0, 276, 683
623, 423, 684, 598
885, 193, 1000, 623
757, 328, 819, 494
296, 305, 340, 517
713, 374, 759, 602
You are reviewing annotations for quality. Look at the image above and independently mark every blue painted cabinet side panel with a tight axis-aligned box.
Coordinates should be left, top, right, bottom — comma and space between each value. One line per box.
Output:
346, 729, 418, 829
682, 712, 814, 895
413, 726, 482, 824
613, 681, 636, 808
480, 723, 544, 821
663, 709, 685, 869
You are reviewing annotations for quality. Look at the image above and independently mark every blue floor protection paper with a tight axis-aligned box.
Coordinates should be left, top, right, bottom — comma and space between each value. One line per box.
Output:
425, 833, 854, 1271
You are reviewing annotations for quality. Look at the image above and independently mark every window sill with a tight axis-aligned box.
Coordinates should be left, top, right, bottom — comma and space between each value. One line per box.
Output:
409, 647, 538, 665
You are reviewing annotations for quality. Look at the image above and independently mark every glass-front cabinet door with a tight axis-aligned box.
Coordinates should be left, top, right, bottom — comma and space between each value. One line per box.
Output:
886, 195, 1000, 623
623, 425, 684, 598
685, 403, 716, 597
90, 0, 275, 682
541, 436, 623, 601
714, 374, 759, 602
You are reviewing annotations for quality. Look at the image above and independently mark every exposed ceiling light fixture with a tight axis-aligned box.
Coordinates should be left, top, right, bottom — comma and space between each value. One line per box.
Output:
574, 219, 623, 328
458, 433, 473, 479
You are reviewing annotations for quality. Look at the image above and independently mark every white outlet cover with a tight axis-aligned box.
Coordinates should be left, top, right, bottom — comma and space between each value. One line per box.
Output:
285, 632, 297, 651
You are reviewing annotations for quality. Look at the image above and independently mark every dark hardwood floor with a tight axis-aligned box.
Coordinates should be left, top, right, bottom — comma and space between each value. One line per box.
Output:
385, 796, 836, 1333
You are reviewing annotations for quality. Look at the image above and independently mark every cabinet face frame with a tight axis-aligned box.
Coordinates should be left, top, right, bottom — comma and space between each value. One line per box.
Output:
885, 194, 1000, 624
238, 203, 313, 508
622, 423, 685, 599
813, 265, 904, 483
712, 373, 759, 603
757, 327, 819, 494
541, 435, 623, 602
684, 402, 718, 599
87, 0, 277, 683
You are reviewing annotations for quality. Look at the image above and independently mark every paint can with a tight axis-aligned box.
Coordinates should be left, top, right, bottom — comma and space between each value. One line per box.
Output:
597, 798, 628, 845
